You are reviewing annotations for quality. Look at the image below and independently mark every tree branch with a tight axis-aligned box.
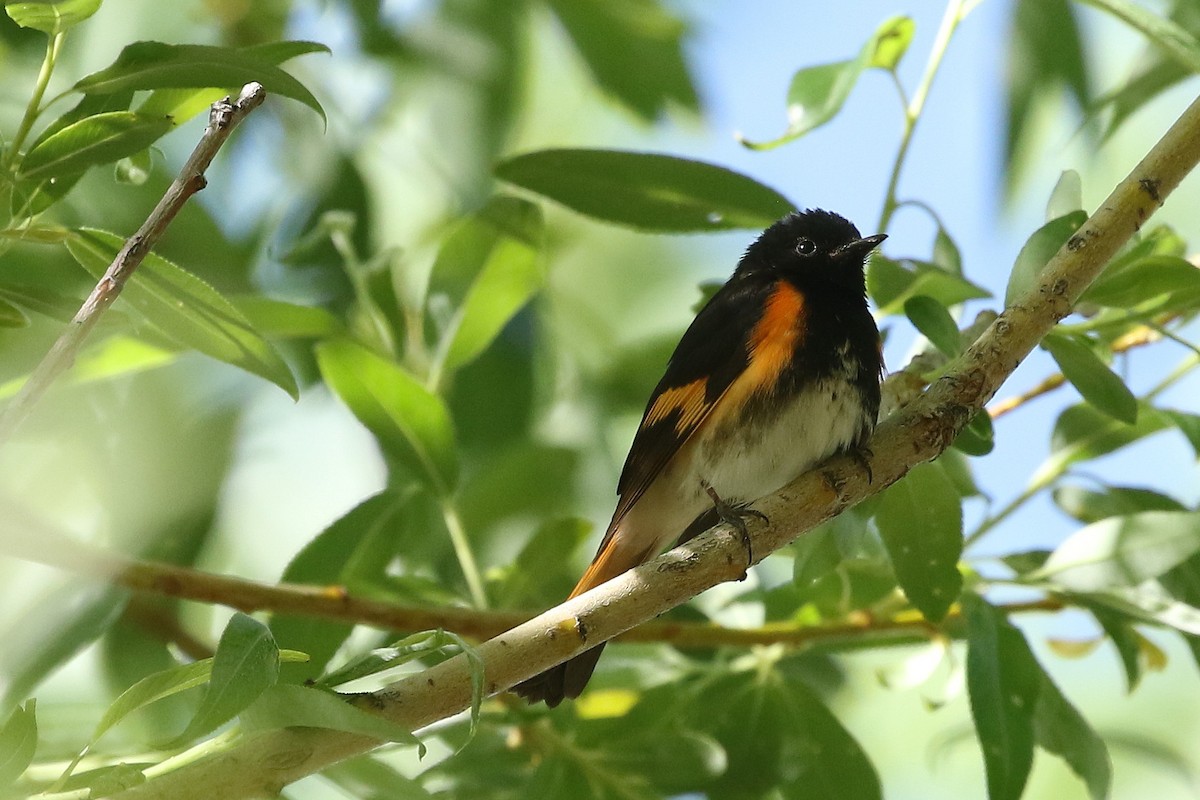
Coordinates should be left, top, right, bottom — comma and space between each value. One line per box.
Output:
111, 93, 1200, 799
0, 83, 267, 447
0, 505, 1060, 652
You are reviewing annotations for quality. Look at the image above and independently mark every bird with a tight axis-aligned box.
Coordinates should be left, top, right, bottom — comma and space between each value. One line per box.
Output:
513, 209, 885, 707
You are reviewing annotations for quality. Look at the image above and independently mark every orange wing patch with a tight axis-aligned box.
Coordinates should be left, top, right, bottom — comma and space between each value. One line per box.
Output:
644, 377, 709, 434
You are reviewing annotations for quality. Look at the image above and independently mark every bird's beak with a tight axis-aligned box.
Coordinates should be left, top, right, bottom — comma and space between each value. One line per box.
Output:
837, 233, 887, 261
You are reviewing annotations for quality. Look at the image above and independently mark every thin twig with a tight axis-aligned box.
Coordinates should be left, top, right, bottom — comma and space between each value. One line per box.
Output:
0, 511, 1060, 651
109, 92, 1200, 800
0, 83, 267, 446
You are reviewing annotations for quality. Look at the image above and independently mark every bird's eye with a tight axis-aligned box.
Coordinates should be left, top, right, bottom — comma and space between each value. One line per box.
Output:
795, 238, 816, 256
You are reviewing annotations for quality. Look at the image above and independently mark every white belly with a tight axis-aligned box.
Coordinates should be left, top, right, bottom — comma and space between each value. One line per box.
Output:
682, 375, 869, 506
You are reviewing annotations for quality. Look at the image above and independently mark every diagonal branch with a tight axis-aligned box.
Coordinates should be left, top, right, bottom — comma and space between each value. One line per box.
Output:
0, 83, 267, 447
111, 93, 1200, 800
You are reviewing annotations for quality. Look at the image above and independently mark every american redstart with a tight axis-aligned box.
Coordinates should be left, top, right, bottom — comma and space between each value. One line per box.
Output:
515, 209, 885, 706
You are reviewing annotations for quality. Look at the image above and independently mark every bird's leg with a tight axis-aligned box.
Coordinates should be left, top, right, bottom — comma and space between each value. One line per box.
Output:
700, 480, 766, 579
848, 445, 874, 484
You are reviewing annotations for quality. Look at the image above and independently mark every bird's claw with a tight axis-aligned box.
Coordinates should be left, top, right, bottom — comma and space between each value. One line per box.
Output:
702, 483, 766, 579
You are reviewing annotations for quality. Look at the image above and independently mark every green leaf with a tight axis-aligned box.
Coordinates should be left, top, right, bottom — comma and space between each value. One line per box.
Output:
65, 229, 298, 398
429, 196, 545, 375
1041, 333, 1137, 424
1081, 255, 1200, 308
4, 0, 100, 34
18, 112, 173, 182
1030, 510, 1200, 592
741, 15, 913, 150
875, 461, 963, 621
868, 256, 990, 316
73, 41, 326, 121
315, 339, 458, 492
1005, 0, 1090, 193
1046, 170, 1083, 221
495, 518, 592, 608
868, 16, 916, 70
322, 757, 435, 800
1031, 402, 1170, 490
1033, 666, 1112, 799
694, 669, 881, 799
1053, 483, 1186, 524
494, 149, 794, 232
964, 595, 1041, 800
953, 410, 996, 456
0, 701, 37, 788
241, 684, 421, 749
905, 295, 962, 356
1005, 212, 1087, 306
0, 583, 127, 712
544, 0, 697, 121
135, 42, 329, 127
172, 613, 279, 744
0, 336, 178, 401
271, 490, 413, 679
932, 225, 963, 275
1075, 0, 1200, 73
0, 297, 29, 328
232, 296, 341, 339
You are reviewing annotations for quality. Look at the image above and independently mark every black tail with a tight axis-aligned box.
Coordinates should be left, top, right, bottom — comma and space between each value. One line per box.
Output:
511, 644, 607, 707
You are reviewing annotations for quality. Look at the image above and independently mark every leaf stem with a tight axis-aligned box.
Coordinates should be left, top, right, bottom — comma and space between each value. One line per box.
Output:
6, 31, 64, 171
442, 501, 488, 609
878, 0, 974, 232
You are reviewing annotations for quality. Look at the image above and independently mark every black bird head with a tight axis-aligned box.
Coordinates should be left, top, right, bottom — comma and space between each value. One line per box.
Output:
738, 208, 886, 293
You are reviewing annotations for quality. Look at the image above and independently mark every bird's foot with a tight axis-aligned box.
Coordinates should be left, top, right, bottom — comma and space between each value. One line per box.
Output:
701, 482, 766, 579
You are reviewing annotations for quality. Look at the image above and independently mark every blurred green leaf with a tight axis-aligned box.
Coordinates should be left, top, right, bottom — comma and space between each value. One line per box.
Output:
1076, 0, 1200, 72
694, 668, 881, 799
1081, 255, 1200, 308
792, 525, 841, 588
271, 490, 413, 680
1042, 332, 1137, 424
1046, 169, 1083, 220
1005, 212, 1087, 305
65, 229, 298, 397
1005, 0, 1090, 193
544, 0, 697, 121
322, 756, 434, 800
869, 256, 989, 316
905, 295, 961, 356
0, 701, 37, 788
932, 225, 963, 275
1031, 402, 1170, 490
1033, 662, 1112, 799
114, 148, 152, 184
0, 336, 177, 401
0, 583, 127, 714
1089, 605, 1146, 691
494, 149, 794, 231
493, 517, 592, 608
18, 112, 173, 182
868, 15, 916, 70
316, 630, 453, 689
1053, 483, 1186, 524
73, 41, 327, 121
741, 15, 913, 150
241, 684, 421, 749
4, 0, 100, 34
232, 296, 342, 339
315, 339, 458, 493
964, 595, 1040, 800
171, 613, 279, 745
876, 461, 963, 621
0, 297, 29, 327
1031, 510, 1200, 592
29, 90, 135, 151
428, 196, 544, 377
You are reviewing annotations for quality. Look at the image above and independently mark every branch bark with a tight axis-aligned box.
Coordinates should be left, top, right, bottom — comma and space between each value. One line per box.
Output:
0, 83, 267, 447
112, 93, 1200, 799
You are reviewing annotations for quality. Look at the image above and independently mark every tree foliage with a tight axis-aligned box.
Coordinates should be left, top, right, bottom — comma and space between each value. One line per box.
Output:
1, 1, 1199, 799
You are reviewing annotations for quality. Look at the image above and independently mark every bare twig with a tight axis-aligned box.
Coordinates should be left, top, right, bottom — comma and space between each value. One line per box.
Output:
0, 510, 1060, 651
0, 83, 267, 446
109, 93, 1200, 800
